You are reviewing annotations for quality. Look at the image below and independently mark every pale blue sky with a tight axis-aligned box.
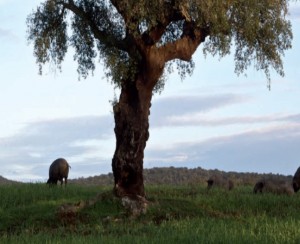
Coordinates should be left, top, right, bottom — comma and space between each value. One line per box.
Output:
0, 1, 299, 181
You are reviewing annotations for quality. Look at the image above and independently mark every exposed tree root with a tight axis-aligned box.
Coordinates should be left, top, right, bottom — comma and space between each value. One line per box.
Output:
56, 191, 149, 220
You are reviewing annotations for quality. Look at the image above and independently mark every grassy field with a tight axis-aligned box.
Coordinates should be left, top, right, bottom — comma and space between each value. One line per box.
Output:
1, 183, 300, 243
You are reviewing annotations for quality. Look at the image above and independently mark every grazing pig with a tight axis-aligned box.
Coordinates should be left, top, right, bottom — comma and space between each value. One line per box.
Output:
47, 158, 71, 187
292, 167, 300, 192
253, 178, 293, 195
253, 180, 265, 194
207, 175, 234, 191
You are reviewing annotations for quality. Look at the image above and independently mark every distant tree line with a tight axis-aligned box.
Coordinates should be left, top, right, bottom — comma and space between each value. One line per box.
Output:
67, 167, 292, 187
0, 167, 292, 187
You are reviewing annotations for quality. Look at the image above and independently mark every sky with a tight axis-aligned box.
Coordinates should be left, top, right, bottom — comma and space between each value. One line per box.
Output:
0, 1, 300, 182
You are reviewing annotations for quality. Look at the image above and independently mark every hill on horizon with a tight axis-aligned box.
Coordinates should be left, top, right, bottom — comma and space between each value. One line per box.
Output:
0, 167, 293, 186
69, 167, 293, 187
0, 175, 20, 185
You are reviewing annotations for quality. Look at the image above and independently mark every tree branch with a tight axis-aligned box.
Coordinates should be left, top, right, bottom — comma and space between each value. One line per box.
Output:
141, 23, 166, 45
111, 0, 188, 48
161, 26, 209, 62
56, 0, 128, 52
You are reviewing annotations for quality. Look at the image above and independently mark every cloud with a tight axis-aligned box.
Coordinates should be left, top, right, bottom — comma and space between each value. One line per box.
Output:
150, 93, 249, 127
2, 115, 114, 146
150, 92, 300, 128
1, 98, 300, 181
164, 113, 300, 127
0, 115, 115, 181
145, 124, 300, 176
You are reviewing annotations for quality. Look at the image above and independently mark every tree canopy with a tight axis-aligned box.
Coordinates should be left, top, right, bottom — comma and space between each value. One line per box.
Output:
27, 0, 293, 90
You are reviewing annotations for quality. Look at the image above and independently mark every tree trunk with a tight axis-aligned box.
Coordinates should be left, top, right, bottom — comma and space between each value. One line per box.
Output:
112, 78, 152, 200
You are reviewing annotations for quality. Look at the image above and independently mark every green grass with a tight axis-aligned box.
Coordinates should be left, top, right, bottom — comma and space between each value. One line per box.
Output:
1, 183, 300, 243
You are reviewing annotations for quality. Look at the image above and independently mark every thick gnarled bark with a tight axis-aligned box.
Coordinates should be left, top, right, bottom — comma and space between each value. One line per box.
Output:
112, 80, 152, 199
109, 5, 208, 205
111, 30, 205, 201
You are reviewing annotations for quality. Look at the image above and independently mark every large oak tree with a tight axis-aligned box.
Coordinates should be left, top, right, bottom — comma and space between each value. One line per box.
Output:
27, 0, 294, 202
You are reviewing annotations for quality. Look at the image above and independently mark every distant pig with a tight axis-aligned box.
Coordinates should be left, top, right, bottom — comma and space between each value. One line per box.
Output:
292, 167, 300, 192
207, 175, 234, 191
47, 158, 71, 187
253, 178, 293, 195
253, 180, 265, 194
